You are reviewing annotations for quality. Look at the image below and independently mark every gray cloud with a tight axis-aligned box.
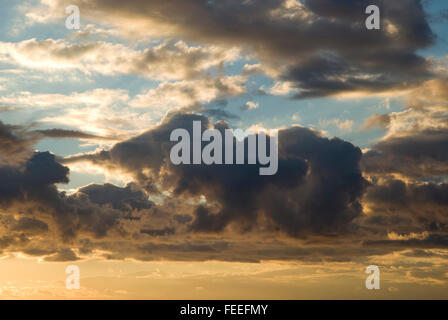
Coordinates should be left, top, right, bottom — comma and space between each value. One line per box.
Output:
1, 107, 447, 262
0, 120, 114, 167
362, 128, 448, 178
12, 218, 49, 234
64, 112, 367, 238
140, 227, 175, 237
77, 183, 154, 212
0, 151, 152, 242
43, 0, 435, 97
363, 179, 448, 236
0, 121, 37, 166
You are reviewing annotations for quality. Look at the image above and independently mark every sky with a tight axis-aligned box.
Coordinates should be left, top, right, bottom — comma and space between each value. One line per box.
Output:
0, 0, 448, 299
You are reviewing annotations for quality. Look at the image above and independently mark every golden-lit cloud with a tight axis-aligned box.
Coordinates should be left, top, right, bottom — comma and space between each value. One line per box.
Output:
0, 39, 240, 80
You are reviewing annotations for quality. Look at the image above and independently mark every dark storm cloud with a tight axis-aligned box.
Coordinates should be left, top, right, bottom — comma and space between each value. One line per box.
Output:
62, 112, 211, 183
77, 183, 154, 212
0, 149, 153, 242
360, 78, 448, 178
286, 51, 430, 98
0, 120, 37, 166
57, 0, 435, 97
0, 120, 113, 166
0, 152, 84, 240
2, 108, 447, 261
367, 180, 448, 208
363, 179, 448, 235
0, 122, 126, 241
266, 126, 366, 236
12, 218, 49, 234
362, 128, 448, 178
140, 227, 175, 237
375, 129, 448, 162
0, 151, 68, 207
285, 0, 434, 97
188, 125, 366, 236
64, 112, 367, 238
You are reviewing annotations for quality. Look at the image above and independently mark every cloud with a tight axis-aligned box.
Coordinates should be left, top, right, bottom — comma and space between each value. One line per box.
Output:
12, 218, 49, 234
77, 183, 154, 212
364, 128, 448, 177
0, 151, 146, 241
44, 248, 80, 262
202, 108, 240, 120
0, 88, 129, 109
360, 113, 391, 130
0, 0, 445, 277
34, 129, 113, 140
1, 89, 151, 138
354, 76, 448, 255
52, 110, 448, 261
129, 76, 246, 111
319, 118, 354, 132
0, 99, 447, 263
0, 120, 37, 166
269, 81, 295, 95
361, 79, 448, 178
0, 119, 115, 167
140, 227, 175, 237
240, 101, 259, 112
362, 178, 448, 239
0, 39, 239, 81
63, 112, 367, 238
29, 0, 435, 98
